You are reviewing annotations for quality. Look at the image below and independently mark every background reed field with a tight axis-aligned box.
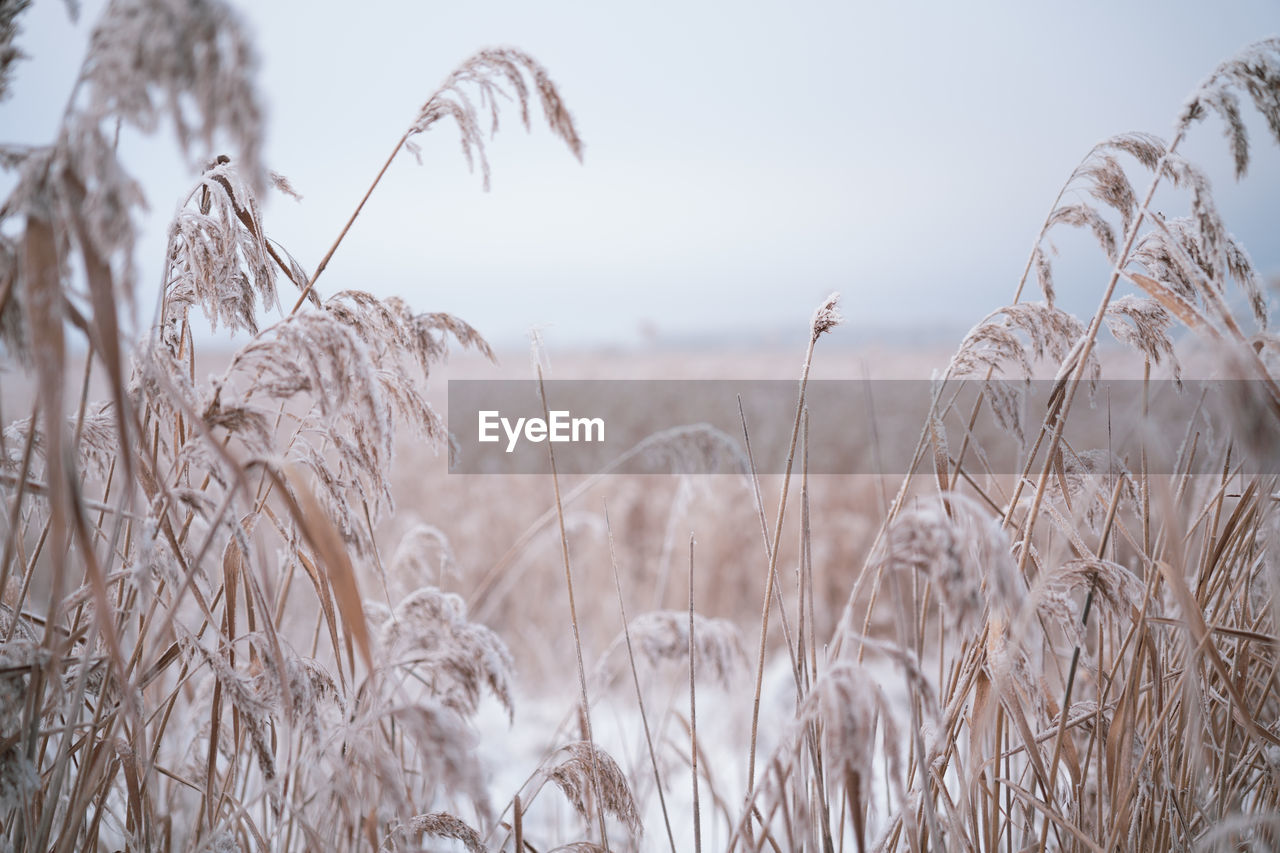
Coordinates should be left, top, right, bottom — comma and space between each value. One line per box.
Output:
1, 2, 1279, 851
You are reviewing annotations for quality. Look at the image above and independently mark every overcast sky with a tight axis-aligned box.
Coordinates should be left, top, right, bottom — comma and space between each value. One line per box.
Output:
4, 0, 1278, 349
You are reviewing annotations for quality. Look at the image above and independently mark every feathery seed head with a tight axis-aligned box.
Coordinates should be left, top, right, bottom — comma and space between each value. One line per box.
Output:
811, 291, 843, 339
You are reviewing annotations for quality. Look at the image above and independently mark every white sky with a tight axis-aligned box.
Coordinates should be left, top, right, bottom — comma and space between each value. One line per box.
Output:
4, 0, 1279, 348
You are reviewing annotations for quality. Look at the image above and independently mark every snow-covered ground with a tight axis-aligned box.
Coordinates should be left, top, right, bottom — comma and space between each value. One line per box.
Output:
473, 650, 909, 850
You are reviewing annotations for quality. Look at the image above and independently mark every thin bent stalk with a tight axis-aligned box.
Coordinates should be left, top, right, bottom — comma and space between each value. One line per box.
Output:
690, 534, 703, 853
536, 363, 610, 849
290, 132, 409, 313
745, 294, 841, 810
605, 505, 678, 853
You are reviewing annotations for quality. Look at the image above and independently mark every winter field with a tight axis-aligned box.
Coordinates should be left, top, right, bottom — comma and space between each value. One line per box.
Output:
3, 2, 1280, 851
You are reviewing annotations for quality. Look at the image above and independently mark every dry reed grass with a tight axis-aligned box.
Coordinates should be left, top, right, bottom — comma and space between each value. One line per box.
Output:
1, 4, 1279, 851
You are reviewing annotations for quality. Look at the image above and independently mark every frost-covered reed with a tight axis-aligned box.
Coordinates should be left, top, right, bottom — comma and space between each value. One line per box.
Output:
2, 3, 1280, 850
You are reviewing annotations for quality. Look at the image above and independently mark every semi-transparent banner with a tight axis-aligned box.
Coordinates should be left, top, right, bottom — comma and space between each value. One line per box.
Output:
446, 379, 1279, 475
